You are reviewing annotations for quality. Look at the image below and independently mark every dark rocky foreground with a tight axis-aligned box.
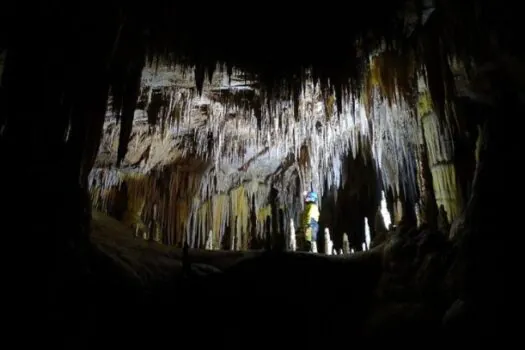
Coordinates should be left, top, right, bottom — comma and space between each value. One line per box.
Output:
48, 212, 480, 349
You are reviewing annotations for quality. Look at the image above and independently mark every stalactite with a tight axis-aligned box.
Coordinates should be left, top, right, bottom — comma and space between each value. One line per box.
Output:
89, 166, 204, 246
416, 90, 439, 228
211, 194, 229, 248
122, 179, 146, 232
368, 86, 419, 208
257, 205, 272, 238
229, 186, 249, 250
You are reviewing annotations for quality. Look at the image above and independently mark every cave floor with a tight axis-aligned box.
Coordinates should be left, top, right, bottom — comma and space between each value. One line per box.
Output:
51, 212, 455, 348
91, 210, 255, 276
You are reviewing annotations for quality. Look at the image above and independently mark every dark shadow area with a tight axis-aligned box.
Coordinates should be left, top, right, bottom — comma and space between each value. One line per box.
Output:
48, 212, 486, 348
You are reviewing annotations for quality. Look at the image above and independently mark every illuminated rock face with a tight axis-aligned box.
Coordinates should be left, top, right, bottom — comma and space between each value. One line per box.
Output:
418, 91, 460, 223
89, 59, 481, 248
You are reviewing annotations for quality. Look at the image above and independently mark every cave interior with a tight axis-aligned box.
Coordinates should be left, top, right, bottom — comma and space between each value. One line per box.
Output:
0, 0, 514, 348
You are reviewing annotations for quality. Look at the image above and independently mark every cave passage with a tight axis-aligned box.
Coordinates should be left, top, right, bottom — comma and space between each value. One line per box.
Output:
0, 2, 513, 347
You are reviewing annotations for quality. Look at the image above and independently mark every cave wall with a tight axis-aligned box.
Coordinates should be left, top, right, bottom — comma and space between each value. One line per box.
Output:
91, 166, 204, 246
90, 165, 307, 249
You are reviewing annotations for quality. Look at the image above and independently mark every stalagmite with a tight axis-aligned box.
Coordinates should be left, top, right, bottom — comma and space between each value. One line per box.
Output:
289, 219, 296, 252
205, 230, 213, 250
324, 228, 333, 255
342, 233, 350, 254
380, 191, 392, 229
364, 218, 371, 250
311, 241, 317, 254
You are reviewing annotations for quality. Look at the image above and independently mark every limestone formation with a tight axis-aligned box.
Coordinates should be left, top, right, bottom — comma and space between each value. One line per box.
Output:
1, 2, 515, 346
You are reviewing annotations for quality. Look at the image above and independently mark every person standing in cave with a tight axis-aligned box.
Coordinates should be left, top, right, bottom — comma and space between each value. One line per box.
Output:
301, 191, 320, 252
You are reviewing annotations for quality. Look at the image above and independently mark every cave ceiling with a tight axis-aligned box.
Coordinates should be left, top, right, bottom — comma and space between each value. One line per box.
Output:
3, 0, 520, 202
98, 66, 263, 176
95, 64, 347, 194
92, 2, 439, 195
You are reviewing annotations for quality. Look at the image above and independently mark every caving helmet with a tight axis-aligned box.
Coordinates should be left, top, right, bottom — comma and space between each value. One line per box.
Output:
305, 191, 318, 203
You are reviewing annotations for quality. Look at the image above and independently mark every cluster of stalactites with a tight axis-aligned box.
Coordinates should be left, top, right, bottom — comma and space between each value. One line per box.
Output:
89, 168, 123, 189
89, 152, 316, 247
98, 59, 469, 242
90, 166, 203, 245
90, 86, 462, 246
189, 172, 312, 250
368, 86, 420, 201
106, 67, 376, 200
88, 166, 293, 248
89, 168, 125, 213
190, 181, 273, 249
